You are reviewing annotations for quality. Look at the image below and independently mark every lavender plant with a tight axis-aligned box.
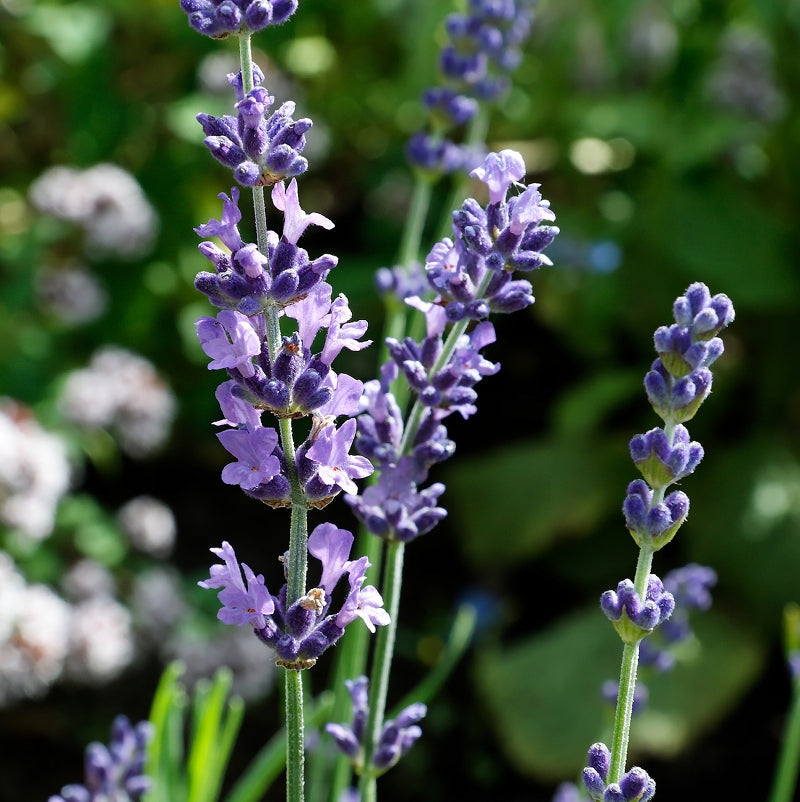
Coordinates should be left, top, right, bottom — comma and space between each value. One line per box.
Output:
176, 2, 559, 802
48, 715, 153, 802
576, 283, 735, 801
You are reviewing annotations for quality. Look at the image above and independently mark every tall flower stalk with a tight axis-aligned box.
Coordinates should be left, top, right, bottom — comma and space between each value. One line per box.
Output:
181, 4, 393, 801
581, 283, 734, 801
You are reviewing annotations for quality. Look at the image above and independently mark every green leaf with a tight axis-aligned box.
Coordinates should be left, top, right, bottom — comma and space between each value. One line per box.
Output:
445, 436, 630, 567
474, 605, 765, 781
684, 439, 800, 629
145, 661, 189, 802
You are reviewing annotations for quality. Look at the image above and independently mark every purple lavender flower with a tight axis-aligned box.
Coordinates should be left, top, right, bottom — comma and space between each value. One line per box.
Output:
620, 283, 734, 554
345, 456, 447, 542
48, 715, 153, 802
217, 426, 282, 490
198, 67, 311, 186
418, 150, 558, 321
622, 479, 690, 550
199, 540, 276, 626
325, 675, 426, 774
407, 0, 542, 175
196, 309, 261, 377
471, 148, 526, 204
272, 178, 334, 243
581, 743, 655, 802
629, 425, 704, 489
644, 282, 734, 424
200, 527, 389, 669
303, 418, 374, 498
600, 574, 675, 643
194, 183, 337, 313
181, 1, 299, 42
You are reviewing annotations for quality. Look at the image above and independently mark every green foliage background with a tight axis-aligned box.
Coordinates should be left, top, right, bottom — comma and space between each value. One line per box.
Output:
1, 0, 799, 799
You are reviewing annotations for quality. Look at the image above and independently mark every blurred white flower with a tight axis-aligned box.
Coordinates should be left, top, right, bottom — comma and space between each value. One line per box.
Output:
131, 567, 188, 644
65, 596, 134, 683
118, 495, 176, 557
62, 558, 117, 602
58, 346, 177, 457
29, 163, 159, 259
0, 579, 72, 705
36, 262, 108, 325
0, 399, 71, 541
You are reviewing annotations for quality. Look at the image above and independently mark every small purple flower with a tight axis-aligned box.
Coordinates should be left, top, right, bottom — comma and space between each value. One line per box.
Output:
307, 522, 354, 595
629, 425, 704, 489
48, 715, 153, 802
644, 282, 735, 424
214, 379, 263, 429
470, 148, 526, 204
198, 540, 276, 627
336, 556, 391, 633
197, 72, 311, 186
508, 182, 557, 234
345, 456, 447, 542
194, 188, 244, 252
285, 281, 333, 349
272, 178, 334, 245
601, 575, 675, 642
305, 418, 374, 495
217, 426, 281, 490
326, 675, 426, 773
319, 294, 371, 366
581, 743, 655, 802
622, 479, 690, 550
196, 310, 261, 377
407, 1, 540, 175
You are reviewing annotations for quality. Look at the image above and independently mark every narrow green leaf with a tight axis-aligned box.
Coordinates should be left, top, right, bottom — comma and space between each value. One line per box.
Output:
144, 661, 188, 802
188, 669, 235, 802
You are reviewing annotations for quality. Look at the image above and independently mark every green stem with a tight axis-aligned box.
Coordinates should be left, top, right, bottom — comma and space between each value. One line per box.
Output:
608, 546, 654, 784
358, 540, 406, 802
285, 670, 305, 802
768, 678, 800, 802
239, 29, 307, 802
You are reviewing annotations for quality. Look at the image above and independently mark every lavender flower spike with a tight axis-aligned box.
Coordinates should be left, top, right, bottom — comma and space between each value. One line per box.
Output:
601, 574, 675, 643
326, 675, 426, 774
49, 715, 153, 802
181, 1, 299, 42
581, 742, 655, 802
645, 282, 735, 424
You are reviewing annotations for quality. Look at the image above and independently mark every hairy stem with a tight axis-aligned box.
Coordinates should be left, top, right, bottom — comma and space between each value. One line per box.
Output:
358, 540, 406, 802
240, 30, 307, 802
608, 545, 654, 784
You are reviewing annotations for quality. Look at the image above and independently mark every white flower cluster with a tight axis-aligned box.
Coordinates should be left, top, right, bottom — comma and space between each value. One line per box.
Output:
0, 555, 135, 706
118, 495, 177, 557
36, 262, 109, 325
0, 399, 71, 541
29, 163, 159, 259
58, 346, 177, 457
